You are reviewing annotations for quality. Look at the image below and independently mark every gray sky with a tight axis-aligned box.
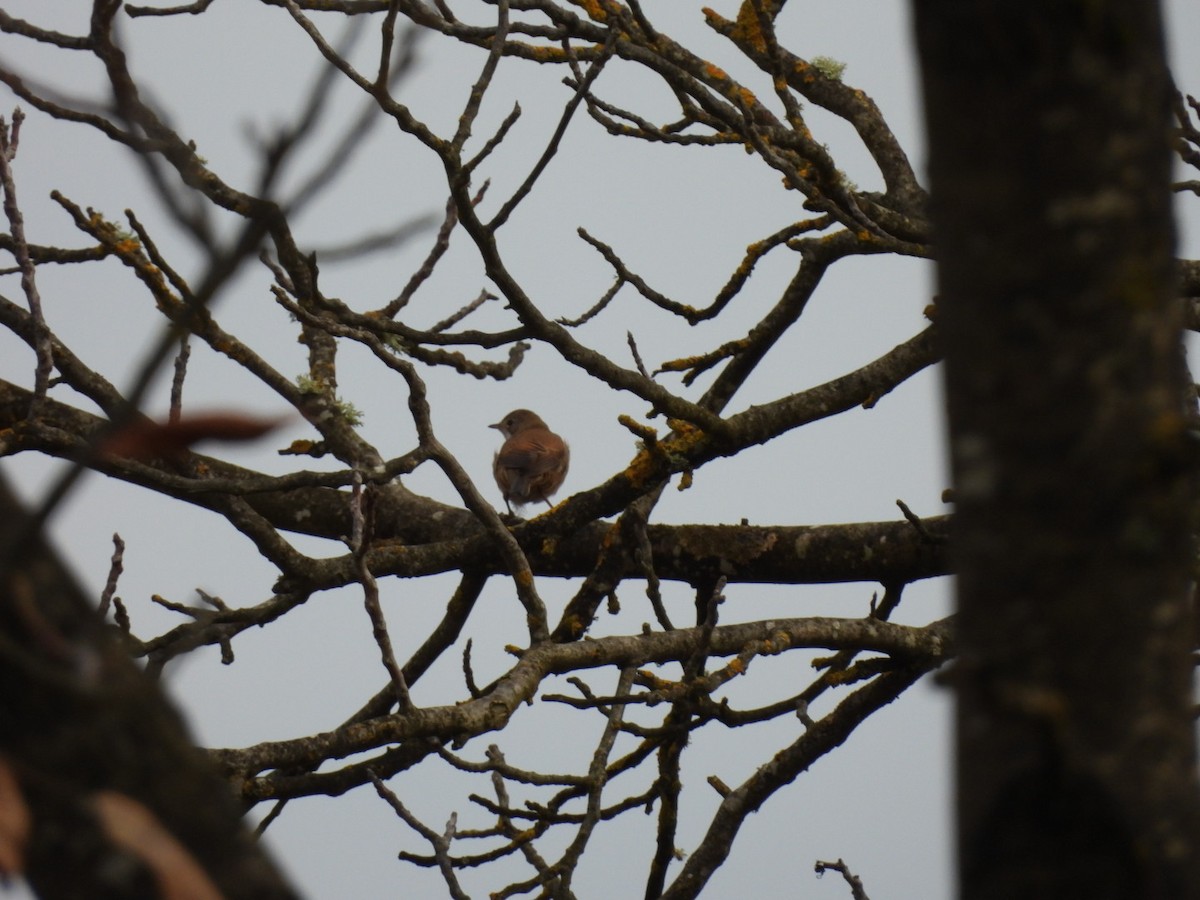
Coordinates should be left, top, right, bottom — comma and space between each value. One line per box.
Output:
2, 2, 1199, 897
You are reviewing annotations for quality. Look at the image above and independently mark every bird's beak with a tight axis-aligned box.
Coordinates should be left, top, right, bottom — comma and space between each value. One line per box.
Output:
489, 422, 503, 431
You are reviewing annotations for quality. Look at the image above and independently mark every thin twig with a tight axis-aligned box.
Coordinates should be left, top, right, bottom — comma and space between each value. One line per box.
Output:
0, 109, 52, 407
814, 858, 871, 900
626, 331, 651, 380
98, 532, 125, 617
352, 472, 413, 713
370, 771, 472, 900
169, 335, 190, 424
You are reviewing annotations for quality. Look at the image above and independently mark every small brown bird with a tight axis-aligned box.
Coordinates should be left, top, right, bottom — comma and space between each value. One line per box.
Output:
490, 409, 569, 515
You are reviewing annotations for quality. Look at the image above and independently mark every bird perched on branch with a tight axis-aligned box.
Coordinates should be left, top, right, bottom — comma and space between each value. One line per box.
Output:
490, 409, 569, 515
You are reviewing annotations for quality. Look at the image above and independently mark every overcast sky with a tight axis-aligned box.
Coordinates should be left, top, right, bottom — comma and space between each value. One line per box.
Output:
2, 2, 1199, 898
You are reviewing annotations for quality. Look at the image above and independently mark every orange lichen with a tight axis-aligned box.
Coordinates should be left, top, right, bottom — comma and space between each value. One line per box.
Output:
623, 418, 712, 489
666, 417, 702, 436
639, 671, 677, 691
658, 353, 708, 373
618, 414, 659, 444
623, 446, 658, 488
576, 0, 607, 22
527, 44, 571, 63
661, 420, 708, 455
730, 255, 755, 280
730, 1, 768, 53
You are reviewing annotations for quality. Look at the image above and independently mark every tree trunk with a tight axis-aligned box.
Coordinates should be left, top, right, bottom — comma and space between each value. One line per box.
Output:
913, 2, 1200, 897
0, 472, 298, 899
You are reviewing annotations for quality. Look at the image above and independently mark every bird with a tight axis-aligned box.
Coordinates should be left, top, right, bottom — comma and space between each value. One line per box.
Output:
490, 409, 569, 515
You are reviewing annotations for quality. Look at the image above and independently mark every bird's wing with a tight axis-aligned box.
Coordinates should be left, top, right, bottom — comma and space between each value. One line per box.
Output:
496, 438, 562, 476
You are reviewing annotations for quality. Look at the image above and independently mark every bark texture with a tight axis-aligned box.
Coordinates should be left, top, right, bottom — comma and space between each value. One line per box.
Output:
913, 2, 1200, 897
0, 473, 298, 899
